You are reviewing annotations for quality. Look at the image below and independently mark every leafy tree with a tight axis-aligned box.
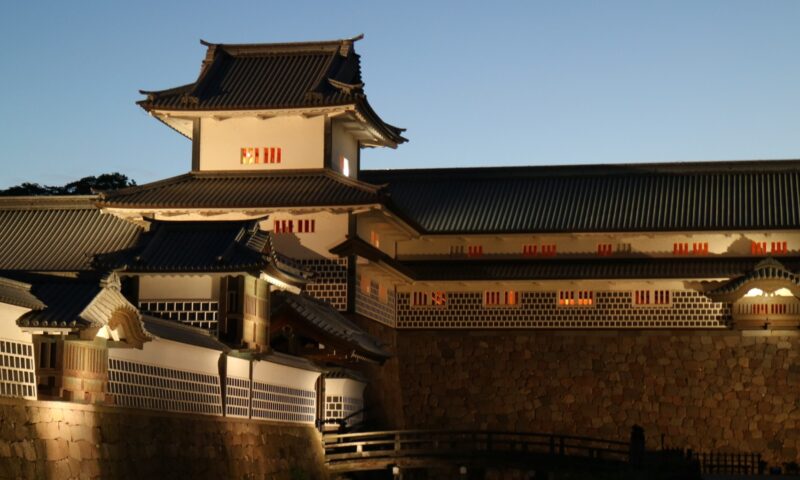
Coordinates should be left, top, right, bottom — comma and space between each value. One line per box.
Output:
0, 173, 136, 196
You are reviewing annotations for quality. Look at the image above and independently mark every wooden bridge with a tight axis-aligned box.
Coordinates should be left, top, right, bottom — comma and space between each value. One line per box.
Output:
323, 429, 635, 476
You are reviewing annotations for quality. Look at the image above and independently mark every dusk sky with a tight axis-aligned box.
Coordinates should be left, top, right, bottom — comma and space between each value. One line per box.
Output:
1, 1, 799, 188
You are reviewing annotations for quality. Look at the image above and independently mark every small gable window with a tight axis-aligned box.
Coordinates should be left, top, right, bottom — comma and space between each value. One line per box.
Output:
297, 219, 315, 233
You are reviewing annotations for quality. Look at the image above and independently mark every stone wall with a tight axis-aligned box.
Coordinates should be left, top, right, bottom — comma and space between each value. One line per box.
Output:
386, 329, 800, 467
0, 397, 328, 479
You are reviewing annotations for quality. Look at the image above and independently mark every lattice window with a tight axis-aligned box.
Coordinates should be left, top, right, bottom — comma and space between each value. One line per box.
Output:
467, 245, 483, 257
411, 291, 447, 307
297, 219, 315, 233
541, 245, 557, 256
616, 243, 632, 253
107, 358, 222, 416
558, 290, 594, 306
251, 381, 315, 423
751, 241, 767, 255
450, 245, 465, 256
274, 220, 294, 234
597, 244, 613, 256
485, 290, 519, 307
225, 376, 251, 418
0, 340, 36, 400
692, 242, 708, 255
633, 290, 671, 306
522, 244, 537, 256
772, 241, 788, 254
139, 300, 219, 333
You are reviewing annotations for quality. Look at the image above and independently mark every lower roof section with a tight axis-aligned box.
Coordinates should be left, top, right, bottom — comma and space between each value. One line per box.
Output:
400, 256, 800, 281
98, 169, 383, 211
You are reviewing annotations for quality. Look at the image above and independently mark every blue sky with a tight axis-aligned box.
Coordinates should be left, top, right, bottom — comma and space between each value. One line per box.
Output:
0, 1, 799, 188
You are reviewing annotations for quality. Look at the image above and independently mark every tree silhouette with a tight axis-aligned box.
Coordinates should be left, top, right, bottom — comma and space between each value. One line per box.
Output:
0, 173, 136, 196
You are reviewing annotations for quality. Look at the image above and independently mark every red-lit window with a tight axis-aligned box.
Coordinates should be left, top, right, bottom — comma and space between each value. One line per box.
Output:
240, 147, 259, 165
597, 244, 613, 256
633, 290, 670, 306
673, 243, 689, 255
771, 241, 788, 254
692, 242, 708, 255
359, 275, 371, 294
541, 245, 557, 256
771, 304, 787, 315
411, 291, 446, 307
751, 241, 767, 255
522, 244, 557, 257
263, 147, 282, 164
370, 231, 380, 248
750, 304, 768, 315
522, 244, 537, 256
484, 290, 518, 307
558, 290, 594, 306
297, 219, 315, 233
467, 245, 483, 257
274, 220, 293, 234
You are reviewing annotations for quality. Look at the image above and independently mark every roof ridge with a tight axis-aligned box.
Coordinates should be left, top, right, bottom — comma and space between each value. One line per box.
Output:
0, 195, 98, 210
362, 158, 800, 179
199, 34, 363, 56
98, 172, 194, 201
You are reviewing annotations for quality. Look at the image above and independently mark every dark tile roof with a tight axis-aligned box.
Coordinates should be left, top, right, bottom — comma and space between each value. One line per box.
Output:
272, 291, 389, 360
0, 196, 141, 271
400, 256, 800, 281
329, 236, 415, 279
138, 36, 405, 145
0, 277, 45, 310
13, 273, 136, 330
98, 170, 383, 210
142, 315, 229, 352
362, 160, 800, 234
102, 220, 310, 279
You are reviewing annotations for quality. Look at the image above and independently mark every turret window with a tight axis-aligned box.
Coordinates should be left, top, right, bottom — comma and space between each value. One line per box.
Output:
274, 220, 293, 234
467, 245, 483, 257
297, 219, 315, 233
673, 242, 707, 255
241, 147, 282, 165
522, 244, 556, 257
597, 244, 613, 256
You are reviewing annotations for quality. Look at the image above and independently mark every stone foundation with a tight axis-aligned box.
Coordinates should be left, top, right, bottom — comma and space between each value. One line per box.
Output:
0, 397, 327, 479
365, 327, 800, 468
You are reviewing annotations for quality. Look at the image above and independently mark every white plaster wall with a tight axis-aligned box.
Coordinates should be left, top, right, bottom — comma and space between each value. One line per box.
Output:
324, 378, 366, 400
252, 359, 319, 392
394, 232, 800, 259
138, 275, 219, 300
109, 338, 222, 375
264, 212, 349, 260
199, 115, 325, 171
0, 305, 33, 343
226, 355, 250, 379
398, 278, 721, 294
331, 120, 359, 176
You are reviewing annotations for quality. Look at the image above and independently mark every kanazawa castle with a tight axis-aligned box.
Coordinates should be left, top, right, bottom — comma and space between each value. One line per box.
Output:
0, 35, 799, 431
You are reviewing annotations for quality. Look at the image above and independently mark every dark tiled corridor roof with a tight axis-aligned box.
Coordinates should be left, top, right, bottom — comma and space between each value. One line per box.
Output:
363, 160, 800, 234
0, 196, 141, 271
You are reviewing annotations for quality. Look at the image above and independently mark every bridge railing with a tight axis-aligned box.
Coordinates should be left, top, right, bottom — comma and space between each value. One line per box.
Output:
323, 429, 631, 466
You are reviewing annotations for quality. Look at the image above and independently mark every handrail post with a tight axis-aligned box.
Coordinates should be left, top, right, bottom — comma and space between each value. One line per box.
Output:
394, 432, 401, 456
